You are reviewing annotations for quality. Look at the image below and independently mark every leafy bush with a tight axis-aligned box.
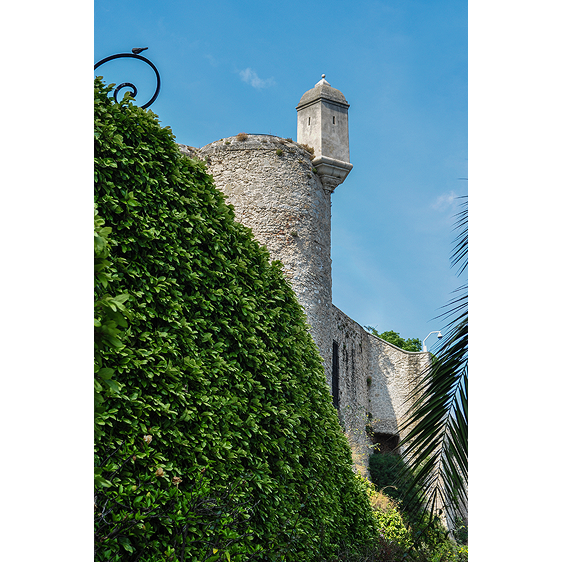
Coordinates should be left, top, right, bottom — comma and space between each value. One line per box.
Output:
452, 516, 468, 545
364, 327, 422, 352
427, 541, 468, 562
367, 455, 462, 561
344, 476, 468, 562
94, 205, 128, 449
94, 77, 376, 561
372, 508, 412, 551
363, 479, 412, 553
368, 454, 416, 505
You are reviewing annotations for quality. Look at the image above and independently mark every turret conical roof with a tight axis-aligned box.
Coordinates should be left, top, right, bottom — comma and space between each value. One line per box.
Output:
296, 75, 349, 110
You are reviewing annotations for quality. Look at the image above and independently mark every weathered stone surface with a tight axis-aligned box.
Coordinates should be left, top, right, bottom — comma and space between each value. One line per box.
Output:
330, 307, 430, 473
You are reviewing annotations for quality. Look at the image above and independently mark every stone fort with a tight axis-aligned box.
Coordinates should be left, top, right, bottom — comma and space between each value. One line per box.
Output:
178, 76, 430, 476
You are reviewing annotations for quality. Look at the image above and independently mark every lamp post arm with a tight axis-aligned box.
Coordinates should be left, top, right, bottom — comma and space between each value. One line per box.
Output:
423, 331, 441, 352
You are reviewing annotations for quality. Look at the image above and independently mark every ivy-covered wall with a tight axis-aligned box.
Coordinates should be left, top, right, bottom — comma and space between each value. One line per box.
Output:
94, 78, 377, 561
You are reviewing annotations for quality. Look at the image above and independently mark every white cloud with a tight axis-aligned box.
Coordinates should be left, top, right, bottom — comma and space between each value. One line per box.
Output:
432, 190, 458, 211
204, 54, 219, 67
239, 68, 275, 89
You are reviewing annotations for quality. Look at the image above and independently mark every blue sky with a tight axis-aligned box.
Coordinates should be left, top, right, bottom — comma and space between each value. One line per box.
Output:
94, 0, 467, 349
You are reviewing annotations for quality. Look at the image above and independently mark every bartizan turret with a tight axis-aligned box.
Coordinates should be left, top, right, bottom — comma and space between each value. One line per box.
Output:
296, 75, 353, 193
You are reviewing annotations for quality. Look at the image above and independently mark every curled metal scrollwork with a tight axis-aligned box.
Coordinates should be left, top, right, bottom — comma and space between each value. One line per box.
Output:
94, 49, 161, 109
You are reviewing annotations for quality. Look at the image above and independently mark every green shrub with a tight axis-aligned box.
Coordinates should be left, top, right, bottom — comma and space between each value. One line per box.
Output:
368, 454, 454, 558
332, 476, 468, 562
372, 508, 412, 551
368, 454, 412, 503
364, 327, 422, 352
94, 205, 128, 450
453, 516, 468, 545
94, 77, 376, 561
427, 541, 468, 562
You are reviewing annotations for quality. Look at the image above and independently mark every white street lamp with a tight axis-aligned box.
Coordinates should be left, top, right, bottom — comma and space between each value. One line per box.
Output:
423, 331, 443, 352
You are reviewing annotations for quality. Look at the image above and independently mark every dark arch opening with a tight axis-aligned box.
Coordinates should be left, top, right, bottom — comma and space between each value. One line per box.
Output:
369, 432, 399, 455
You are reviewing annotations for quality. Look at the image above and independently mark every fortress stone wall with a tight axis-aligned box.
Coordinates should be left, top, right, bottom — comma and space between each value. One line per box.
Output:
177, 77, 431, 477
330, 307, 430, 473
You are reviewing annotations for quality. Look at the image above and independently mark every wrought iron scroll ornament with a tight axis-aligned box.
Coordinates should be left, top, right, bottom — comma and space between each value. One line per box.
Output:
94, 48, 161, 109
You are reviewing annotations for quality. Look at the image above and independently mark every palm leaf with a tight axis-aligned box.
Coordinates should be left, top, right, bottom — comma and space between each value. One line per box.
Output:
451, 197, 468, 276
398, 196, 468, 526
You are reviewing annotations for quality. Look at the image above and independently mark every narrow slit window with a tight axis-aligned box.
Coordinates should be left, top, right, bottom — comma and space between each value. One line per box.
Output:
332, 341, 340, 410
333, 116, 336, 124
308, 117, 311, 126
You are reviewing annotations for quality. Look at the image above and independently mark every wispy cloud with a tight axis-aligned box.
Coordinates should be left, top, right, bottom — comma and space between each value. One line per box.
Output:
239, 68, 275, 89
432, 190, 458, 211
204, 54, 219, 67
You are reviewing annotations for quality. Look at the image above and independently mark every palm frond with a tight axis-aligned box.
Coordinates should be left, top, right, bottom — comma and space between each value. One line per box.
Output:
398, 196, 468, 526
450, 196, 467, 276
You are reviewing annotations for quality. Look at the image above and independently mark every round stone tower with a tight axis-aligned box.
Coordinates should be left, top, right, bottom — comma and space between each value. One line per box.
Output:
191, 78, 353, 378
196, 134, 334, 369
